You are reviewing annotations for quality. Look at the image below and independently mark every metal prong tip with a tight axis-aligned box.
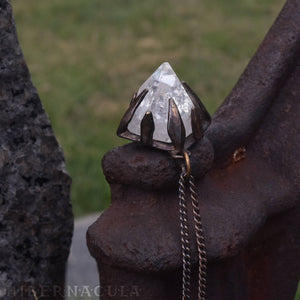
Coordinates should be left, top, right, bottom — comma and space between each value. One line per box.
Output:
141, 111, 155, 146
167, 98, 186, 153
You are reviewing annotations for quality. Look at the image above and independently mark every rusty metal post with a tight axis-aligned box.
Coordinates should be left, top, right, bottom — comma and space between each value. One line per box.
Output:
87, 0, 300, 299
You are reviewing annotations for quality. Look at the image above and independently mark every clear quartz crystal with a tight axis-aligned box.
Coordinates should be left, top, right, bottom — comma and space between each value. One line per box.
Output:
128, 62, 194, 143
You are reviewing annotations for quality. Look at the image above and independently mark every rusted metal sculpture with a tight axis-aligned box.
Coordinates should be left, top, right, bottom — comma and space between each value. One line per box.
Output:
87, 0, 300, 299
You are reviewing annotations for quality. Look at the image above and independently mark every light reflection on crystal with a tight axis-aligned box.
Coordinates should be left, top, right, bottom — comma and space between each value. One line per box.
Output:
127, 62, 194, 143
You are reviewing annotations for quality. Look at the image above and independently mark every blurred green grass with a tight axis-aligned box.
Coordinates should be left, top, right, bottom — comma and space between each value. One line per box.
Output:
11, 0, 284, 217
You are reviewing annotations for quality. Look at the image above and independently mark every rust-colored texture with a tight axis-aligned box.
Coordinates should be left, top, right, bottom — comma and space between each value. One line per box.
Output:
87, 0, 300, 299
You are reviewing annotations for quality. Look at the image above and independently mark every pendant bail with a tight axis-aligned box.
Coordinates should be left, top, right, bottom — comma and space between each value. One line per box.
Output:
183, 151, 191, 179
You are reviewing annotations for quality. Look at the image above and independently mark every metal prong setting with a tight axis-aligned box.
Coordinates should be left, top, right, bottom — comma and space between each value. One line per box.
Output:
117, 89, 148, 136
130, 92, 138, 104
182, 81, 211, 135
117, 81, 210, 151
191, 107, 204, 140
167, 98, 186, 153
141, 111, 155, 146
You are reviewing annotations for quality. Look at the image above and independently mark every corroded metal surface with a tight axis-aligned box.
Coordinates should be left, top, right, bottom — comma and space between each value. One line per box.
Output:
87, 0, 300, 299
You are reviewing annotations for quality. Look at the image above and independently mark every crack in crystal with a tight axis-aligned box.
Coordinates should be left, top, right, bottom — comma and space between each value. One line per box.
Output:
128, 62, 195, 143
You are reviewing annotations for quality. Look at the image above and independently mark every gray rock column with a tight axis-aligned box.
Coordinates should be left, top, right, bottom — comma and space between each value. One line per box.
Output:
0, 1, 73, 299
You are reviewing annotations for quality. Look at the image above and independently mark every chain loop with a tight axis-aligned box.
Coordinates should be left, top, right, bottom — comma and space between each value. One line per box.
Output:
179, 167, 192, 300
177, 152, 207, 300
189, 175, 207, 300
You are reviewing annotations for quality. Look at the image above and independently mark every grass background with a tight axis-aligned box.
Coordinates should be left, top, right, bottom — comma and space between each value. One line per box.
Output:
10, 0, 300, 298
11, 0, 285, 216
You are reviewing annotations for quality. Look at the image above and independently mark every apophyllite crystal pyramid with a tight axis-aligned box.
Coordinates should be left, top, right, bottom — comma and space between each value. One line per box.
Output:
117, 62, 211, 153
128, 62, 194, 143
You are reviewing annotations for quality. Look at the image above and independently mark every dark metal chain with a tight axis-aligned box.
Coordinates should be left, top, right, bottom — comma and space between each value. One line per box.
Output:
178, 160, 207, 300
189, 175, 207, 300
179, 167, 192, 300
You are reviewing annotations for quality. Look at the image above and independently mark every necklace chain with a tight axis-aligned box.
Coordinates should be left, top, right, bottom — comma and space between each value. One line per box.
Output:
179, 164, 207, 300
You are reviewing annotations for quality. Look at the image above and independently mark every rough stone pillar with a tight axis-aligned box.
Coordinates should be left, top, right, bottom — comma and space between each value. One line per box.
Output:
0, 1, 73, 299
87, 0, 300, 299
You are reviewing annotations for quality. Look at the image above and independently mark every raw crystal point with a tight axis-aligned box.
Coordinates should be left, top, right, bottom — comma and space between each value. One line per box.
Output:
128, 62, 195, 143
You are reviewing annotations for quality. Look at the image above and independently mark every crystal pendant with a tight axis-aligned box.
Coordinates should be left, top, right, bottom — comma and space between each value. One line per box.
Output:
117, 62, 211, 153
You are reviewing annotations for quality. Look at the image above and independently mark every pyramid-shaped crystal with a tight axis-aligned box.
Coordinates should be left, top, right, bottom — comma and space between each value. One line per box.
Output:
127, 62, 195, 143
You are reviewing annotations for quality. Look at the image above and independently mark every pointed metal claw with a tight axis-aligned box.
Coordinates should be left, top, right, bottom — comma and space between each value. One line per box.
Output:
141, 111, 155, 146
117, 89, 148, 136
167, 98, 186, 153
182, 81, 211, 132
191, 107, 204, 140
130, 92, 138, 104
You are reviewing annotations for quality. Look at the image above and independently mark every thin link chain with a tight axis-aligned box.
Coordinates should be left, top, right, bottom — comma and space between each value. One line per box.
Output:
179, 168, 192, 300
189, 175, 207, 300
178, 160, 207, 300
